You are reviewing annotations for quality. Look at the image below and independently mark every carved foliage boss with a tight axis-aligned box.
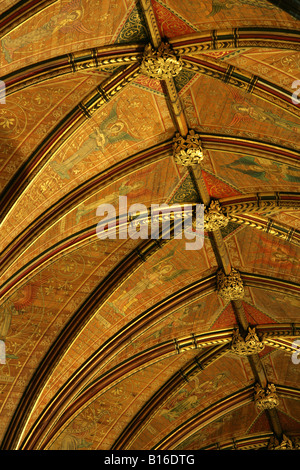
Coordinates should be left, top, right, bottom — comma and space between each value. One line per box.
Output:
173, 129, 204, 166
204, 200, 229, 231
217, 268, 244, 300
231, 327, 264, 356
254, 383, 279, 411
141, 42, 183, 80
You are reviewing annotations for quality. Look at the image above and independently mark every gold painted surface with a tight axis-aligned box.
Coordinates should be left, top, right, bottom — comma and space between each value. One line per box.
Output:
0, 0, 299, 451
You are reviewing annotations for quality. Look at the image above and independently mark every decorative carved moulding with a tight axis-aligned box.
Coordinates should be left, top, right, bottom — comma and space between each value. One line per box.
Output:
254, 383, 279, 411
204, 200, 229, 231
173, 129, 204, 166
231, 327, 264, 356
216, 268, 244, 300
268, 434, 299, 450
140, 42, 183, 80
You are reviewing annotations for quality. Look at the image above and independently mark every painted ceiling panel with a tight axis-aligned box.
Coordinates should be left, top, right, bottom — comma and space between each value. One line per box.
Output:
155, 0, 299, 31
226, 225, 300, 282
178, 402, 271, 450
182, 75, 300, 150
221, 49, 300, 89
48, 350, 200, 450
1, 0, 135, 75
1, 84, 175, 249
0, 72, 106, 193
202, 151, 300, 193
0, 0, 299, 453
131, 355, 252, 449
249, 287, 300, 323
0, 157, 179, 287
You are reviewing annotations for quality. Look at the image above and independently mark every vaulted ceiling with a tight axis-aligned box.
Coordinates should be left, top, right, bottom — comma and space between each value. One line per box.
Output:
0, 0, 300, 451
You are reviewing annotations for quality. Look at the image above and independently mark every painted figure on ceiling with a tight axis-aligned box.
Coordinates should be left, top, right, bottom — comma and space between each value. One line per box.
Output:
247, 232, 299, 270
75, 181, 145, 224
1, 0, 90, 63
117, 248, 188, 314
0, 285, 36, 341
208, 0, 276, 17
230, 102, 300, 134
59, 433, 92, 450
117, 263, 176, 313
0, 303, 19, 342
50, 102, 138, 179
226, 86, 300, 135
0, 284, 38, 361
222, 156, 300, 184
161, 373, 227, 422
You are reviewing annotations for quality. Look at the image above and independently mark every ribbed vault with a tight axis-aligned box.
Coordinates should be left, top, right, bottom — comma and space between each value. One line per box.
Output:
0, 0, 299, 452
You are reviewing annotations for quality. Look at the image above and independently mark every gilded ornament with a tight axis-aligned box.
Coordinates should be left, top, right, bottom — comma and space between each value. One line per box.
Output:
268, 434, 299, 450
173, 130, 204, 166
204, 200, 229, 231
254, 383, 279, 411
231, 327, 264, 356
216, 268, 244, 300
140, 42, 183, 80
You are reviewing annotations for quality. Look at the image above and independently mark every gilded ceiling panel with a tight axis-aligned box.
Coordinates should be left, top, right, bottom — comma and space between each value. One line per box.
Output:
177, 402, 270, 450
98, 238, 216, 322
220, 48, 300, 89
125, 292, 223, 349
271, 211, 300, 230
48, 350, 200, 450
1, 0, 131, 75
203, 151, 300, 194
130, 355, 252, 449
0, 0, 299, 453
156, 0, 299, 30
87, 290, 223, 381
0, 73, 105, 194
201, 169, 243, 198
0, 235, 140, 442
250, 286, 300, 323
261, 348, 300, 391
276, 402, 300, 432
225, 226, 300, 282
49, 237, 217, 377
0, 157, 178, 287
182, 75, 300, 150
0, 84, 175, 249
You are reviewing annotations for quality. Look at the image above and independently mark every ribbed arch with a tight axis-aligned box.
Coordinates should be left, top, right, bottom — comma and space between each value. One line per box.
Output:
4, 28, 300, 95
112, 325, 300, 450
16, 324, 300, 449
0, 62, 141, 224
1, 0, 299, 453
0, 136, 298, 281
0, 0, 57, 37
153, 385, 300, 450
